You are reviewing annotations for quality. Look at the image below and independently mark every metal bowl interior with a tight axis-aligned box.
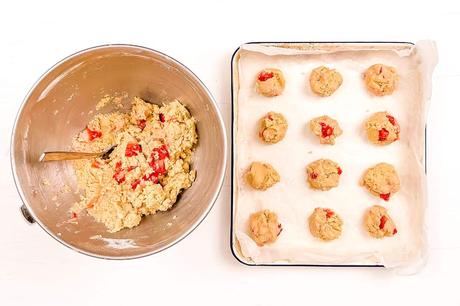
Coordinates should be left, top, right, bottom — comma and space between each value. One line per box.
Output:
11, 45, 226, 259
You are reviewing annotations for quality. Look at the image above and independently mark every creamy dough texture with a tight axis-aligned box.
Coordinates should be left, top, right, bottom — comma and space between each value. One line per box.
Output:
71, 97, 198, 232
306, 159, 342, 191
234, 42, 436, 268
365, 111, 400, 145
308, 208, 343, 241
363, 64, 398, 96
255, 68, 286, 97
245, 162, 280, 190
309, 115, 343, 145
361, 163, 400, 201
364, 205, 398, 239
309, 66, 343, 97
258, 112, 288, 144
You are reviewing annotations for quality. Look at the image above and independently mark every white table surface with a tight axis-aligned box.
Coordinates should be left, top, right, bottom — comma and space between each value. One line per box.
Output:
1, 0, 459, 305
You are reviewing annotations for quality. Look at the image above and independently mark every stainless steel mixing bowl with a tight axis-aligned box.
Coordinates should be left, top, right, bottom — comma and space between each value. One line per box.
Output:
11, 45, 227, 259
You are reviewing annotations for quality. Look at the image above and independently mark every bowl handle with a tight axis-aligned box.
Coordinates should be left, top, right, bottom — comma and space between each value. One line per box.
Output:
20, 204, 35, 224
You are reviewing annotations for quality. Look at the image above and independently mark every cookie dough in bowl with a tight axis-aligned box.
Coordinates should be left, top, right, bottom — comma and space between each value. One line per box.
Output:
72, 97, 198, 233
12, 45, 227, 259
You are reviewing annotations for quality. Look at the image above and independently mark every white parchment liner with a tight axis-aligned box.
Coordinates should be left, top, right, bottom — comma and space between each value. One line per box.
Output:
232, 41, 437, 271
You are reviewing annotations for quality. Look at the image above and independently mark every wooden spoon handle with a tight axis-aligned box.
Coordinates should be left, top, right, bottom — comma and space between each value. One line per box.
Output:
39, 151, 100, 162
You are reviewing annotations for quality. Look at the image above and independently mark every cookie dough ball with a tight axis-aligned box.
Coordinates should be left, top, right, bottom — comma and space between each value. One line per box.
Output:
308, 207, 343, 241
248, 210, 282, 246
363, 64, 398, 96
255, 68, 286, 97
364, 205, 398, 238
309, 115, 343, 145
361, 163, 400, 201
306, 159, 342, 191
365, 112, 400, 145
245, 162, 280, 190
258, 112, 288, 144
309, 66, 343, 97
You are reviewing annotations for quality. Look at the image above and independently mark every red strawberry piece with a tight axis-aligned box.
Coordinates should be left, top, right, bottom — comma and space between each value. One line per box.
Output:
151, 145, 169, 161
150, 159, 167, 175
127, 166, 137, 172
379, 128, 389, 141
159, 113, 165, 123
337, 167, 342, 175
142, 172, 159, 184
131, 179, 141, 190
70, 212, 77, 219
393, 228, 398, 235
113, 171, 126, 184
380, 193, 391, 201
258, 71, 274, 82
86, 127, 102, 141
320, 122, 334, 138
386, 115, 396, 126
137, 119, 146, 130
379, 215, 388, 229
113, 161, 126, 184
324, 209, 334, 218
125, 142, 142, 157
91, 160, 101, 168
310, 172, 318, 180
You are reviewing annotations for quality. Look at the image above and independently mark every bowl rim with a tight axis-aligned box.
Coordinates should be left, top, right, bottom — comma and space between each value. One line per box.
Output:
10, 43, 227, 260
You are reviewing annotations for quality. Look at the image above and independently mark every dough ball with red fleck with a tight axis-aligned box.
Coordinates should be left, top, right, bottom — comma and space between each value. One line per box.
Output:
309, 66, 343, 97
365, 111, 400, 145
306, 159, 342, 191
245, 162, 280, 190
248, 210, 282, 246
360, 163, 400, 201
363, 64, 398, 96
258, 112, 288, 144
364, 205, 398, 238
255, 68, 286, 97
308, 207, 343, 241
309, 115, 343, 145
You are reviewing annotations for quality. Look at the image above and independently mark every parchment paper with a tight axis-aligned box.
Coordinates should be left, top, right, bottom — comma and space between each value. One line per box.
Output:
232, 41, 437, 270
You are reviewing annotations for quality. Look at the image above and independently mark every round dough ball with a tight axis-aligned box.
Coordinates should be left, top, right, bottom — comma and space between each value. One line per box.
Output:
245, 162, 280, 190
309, 66, 343, 97
306, 159, 342, 191
365, 111, 400, 145
360, 163, 400, 201
309, 115, 343, 145
364, 205, 398, 238
258, 112, 288, 144
248, 210, 282, 246
308, 207, 343, 241
255, 68, 286, 97
363, 64, 398, 96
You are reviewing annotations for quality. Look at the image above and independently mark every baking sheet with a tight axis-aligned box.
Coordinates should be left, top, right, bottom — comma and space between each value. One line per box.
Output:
232, 41, 437, 269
